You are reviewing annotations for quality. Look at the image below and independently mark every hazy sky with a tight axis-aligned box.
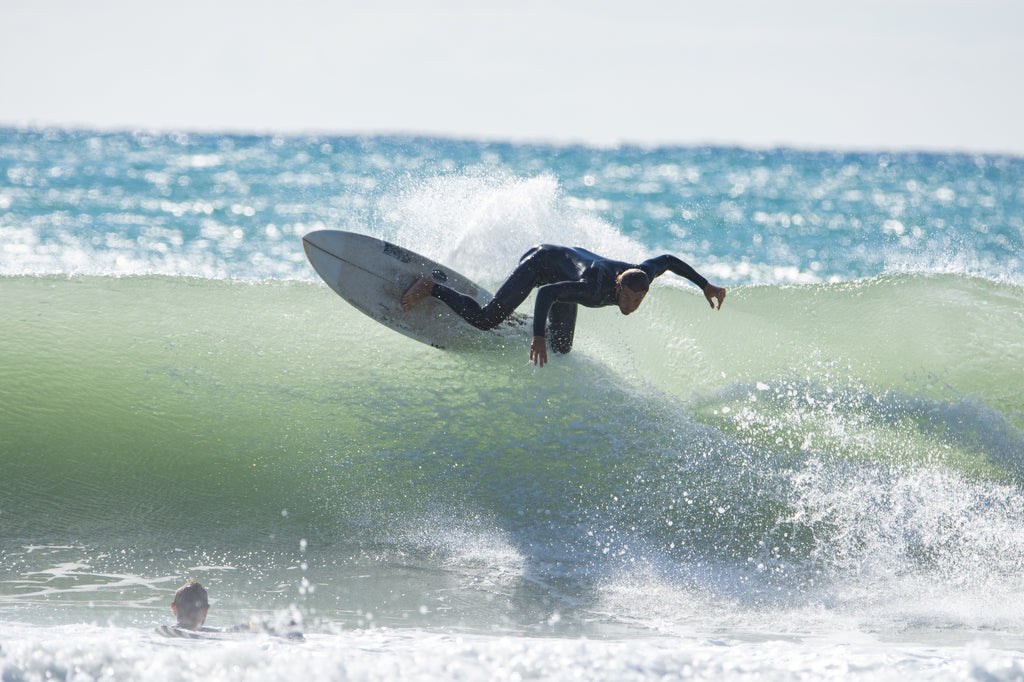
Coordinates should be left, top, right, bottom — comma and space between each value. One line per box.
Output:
3, 0, 1022, 153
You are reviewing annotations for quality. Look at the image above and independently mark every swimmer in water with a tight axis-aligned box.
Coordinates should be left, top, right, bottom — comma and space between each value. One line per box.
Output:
161, 579, 303, 640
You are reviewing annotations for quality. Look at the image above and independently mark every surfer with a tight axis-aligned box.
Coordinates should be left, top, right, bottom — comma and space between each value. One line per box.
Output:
401, 244, 725, 367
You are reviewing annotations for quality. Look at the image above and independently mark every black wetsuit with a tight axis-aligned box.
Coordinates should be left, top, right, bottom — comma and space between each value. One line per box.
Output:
429, 244, 709, 354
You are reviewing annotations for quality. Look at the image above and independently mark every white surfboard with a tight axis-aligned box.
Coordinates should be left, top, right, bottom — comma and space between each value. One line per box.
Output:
302, 230, 529, 349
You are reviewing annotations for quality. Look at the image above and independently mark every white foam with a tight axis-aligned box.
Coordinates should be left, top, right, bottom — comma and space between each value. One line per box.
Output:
3, 623, 1024, 682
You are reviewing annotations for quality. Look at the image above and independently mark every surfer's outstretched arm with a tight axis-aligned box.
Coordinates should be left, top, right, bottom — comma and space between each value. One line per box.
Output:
640, 255, 726, 310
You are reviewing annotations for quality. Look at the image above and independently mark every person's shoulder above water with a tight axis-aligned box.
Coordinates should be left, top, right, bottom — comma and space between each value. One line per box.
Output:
155, 624, 222, 639
155, 622, 304, 642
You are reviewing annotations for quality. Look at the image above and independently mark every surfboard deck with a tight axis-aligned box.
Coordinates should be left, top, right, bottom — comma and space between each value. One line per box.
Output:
302, 230, 529, 349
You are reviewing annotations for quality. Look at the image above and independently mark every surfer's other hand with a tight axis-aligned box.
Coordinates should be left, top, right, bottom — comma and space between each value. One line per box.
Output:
530, 336, 548, 367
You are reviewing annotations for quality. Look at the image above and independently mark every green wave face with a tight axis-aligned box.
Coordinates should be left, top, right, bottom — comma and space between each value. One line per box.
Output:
2, 274, 1024, 628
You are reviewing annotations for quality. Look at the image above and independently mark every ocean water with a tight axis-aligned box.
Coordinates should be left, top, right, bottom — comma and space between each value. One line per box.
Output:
2, 127, 1024, 680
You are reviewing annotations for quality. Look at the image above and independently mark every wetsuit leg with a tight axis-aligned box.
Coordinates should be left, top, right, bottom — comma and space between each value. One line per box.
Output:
546, 301, 577, 354
431, 249, 543, 331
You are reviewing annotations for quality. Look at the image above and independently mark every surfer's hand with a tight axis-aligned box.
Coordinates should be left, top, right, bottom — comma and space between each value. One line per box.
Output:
530, 336, 548, 367
703, 283, 726, 310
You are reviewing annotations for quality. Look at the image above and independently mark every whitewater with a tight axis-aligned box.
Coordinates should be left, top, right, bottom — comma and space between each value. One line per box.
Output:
2, 128, 1024, 680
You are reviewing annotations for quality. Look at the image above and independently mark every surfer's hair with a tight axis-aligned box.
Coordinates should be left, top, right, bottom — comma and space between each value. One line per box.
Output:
173, 579, 209, 627
618, 269, 650, 292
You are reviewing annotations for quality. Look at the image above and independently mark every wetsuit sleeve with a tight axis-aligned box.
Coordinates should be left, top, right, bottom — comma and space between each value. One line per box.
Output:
640, 255, 709, 289
532, 281, 595, 337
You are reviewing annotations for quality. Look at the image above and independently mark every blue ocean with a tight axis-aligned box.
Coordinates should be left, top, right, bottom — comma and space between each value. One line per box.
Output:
2, 127, 1024, 680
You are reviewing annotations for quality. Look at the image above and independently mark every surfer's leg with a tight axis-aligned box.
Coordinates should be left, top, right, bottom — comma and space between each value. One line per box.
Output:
427, 253, 543, 330
402, 274, 503, 327
426, 285, 493, 329
432, 268, 534, 330
404, 246, 544, 330
546, 302, 577, 354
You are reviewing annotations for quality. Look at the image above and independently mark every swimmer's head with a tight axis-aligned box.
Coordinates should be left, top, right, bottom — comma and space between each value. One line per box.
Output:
172, 579, 209, 629
616, 269, 649, 315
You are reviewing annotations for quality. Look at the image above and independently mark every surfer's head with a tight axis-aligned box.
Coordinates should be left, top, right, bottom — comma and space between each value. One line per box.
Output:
172, 579, 210, 629
616, 269, 649, 315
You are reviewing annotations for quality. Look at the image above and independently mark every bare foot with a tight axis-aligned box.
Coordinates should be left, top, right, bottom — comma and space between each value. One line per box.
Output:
401, 275, 434, 311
